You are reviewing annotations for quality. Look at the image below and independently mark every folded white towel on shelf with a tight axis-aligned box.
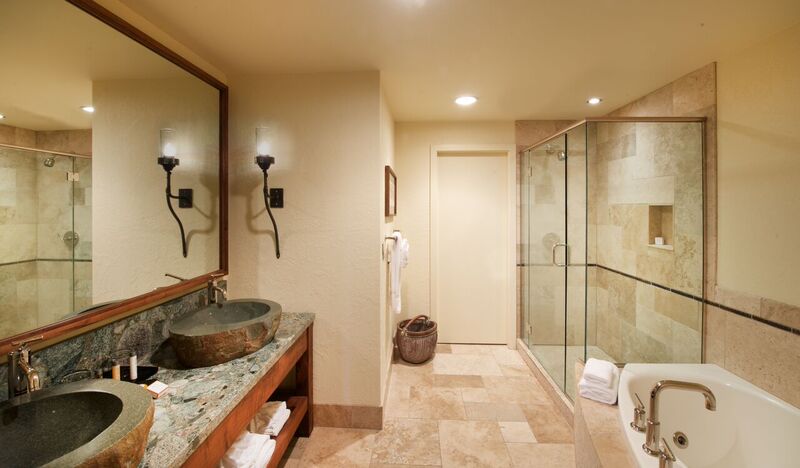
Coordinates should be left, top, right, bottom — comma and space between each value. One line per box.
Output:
582, 358, 617, 388
264, 407, 291, 436
250, 400, 292, 436
254, 438, 277, 467
579, 360, 620, 405
219, 431, 272, 468
249, 401, 285, 433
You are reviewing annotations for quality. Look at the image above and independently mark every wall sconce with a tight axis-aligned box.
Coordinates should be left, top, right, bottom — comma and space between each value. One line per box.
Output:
255, 127, 281, 258
156, 128, 192, 258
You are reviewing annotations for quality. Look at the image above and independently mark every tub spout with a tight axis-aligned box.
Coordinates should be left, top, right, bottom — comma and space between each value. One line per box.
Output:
643, 380, 716, 457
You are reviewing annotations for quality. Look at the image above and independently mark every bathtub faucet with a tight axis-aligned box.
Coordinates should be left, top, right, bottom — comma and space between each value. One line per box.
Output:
643, 380, 716, 457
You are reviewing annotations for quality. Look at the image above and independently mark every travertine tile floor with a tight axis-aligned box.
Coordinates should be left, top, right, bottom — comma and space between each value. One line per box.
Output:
278, 344, 575, 467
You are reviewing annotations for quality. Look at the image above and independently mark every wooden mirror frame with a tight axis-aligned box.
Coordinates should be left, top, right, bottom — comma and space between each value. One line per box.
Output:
0, 0, 229, 357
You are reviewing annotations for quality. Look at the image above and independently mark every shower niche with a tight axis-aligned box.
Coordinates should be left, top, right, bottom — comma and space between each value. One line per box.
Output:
648, 205, 674, 250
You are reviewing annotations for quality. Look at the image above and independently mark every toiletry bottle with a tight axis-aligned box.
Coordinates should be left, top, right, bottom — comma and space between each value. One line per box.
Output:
130, 354, 138, 381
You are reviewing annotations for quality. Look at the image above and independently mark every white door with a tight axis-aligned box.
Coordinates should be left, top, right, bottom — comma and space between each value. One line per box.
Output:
434, 151, 508, 343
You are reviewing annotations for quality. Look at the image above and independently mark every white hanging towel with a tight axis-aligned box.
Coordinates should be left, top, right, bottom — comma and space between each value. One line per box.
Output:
390, 232, 409, 314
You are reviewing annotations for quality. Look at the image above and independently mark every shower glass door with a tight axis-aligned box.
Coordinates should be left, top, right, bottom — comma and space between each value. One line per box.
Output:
521, 124, 588, 400
524, 134, 568, 392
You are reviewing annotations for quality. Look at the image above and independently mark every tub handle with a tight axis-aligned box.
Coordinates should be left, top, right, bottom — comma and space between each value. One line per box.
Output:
631, 392, 646, 432
659, 439, 676, 468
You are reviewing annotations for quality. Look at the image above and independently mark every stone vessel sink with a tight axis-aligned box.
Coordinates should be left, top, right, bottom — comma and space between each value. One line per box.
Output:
169, 298, 282, 368
0, 379, 154, 468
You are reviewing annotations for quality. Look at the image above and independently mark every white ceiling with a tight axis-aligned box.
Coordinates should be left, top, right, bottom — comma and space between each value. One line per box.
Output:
117, 0, 800, 121
0, 0, 191, 130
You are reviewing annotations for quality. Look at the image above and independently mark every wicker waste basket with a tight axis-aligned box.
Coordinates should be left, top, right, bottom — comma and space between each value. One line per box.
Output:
395, 315, 438, 364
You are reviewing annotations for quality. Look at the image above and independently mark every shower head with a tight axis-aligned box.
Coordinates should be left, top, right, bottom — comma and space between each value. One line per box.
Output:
43, 156, 56, 167
544, 144, 566, 161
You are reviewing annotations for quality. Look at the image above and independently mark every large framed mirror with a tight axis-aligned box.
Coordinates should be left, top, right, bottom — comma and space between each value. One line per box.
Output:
0, 0, 228, 355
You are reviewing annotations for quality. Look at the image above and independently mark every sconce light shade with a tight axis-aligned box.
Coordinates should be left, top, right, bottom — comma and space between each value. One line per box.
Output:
158, 128, 179, 172
161, 128, 178, 157
255, 127, 275, 172
256, 127, 270, 157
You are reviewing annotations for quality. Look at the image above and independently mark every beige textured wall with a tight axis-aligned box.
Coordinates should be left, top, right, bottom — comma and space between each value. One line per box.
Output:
717, 24, 800, 307
394, 122, 515, 324
92, 77, 219, 303
706, 24, 800, 407
227, 72, 386, 408
379, 89, 396, 402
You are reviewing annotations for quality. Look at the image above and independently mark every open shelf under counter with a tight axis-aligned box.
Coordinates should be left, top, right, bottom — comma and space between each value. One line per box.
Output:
266, 396, 308, 468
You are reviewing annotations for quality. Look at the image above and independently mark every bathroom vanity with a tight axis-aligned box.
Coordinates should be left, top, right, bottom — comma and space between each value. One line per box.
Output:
144, 313, 314, 467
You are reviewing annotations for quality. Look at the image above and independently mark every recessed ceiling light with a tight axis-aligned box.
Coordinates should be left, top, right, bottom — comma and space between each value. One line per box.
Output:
0, 113, 5, 120
455, 96, 478, 106
81, 106, 95, 113
586, 97, 603, 105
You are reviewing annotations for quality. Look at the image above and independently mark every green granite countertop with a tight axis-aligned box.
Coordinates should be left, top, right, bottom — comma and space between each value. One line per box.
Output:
140, 312, 314, 468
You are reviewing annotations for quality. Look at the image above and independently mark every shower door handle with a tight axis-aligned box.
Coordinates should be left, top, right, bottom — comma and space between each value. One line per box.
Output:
551, 243, 568, 267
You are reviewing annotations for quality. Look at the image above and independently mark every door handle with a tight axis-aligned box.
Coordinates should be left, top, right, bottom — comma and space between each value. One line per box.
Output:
551, 242, 568, 267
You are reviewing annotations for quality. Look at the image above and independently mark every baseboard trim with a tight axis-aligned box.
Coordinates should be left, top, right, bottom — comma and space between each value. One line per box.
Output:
313, 404, 383, 430
516, 338, 574, 426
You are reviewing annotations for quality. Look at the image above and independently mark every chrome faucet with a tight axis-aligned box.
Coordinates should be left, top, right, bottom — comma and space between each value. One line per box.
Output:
643, 380, 716, 457
207, 274, 227, 305
7, 335, 44, 397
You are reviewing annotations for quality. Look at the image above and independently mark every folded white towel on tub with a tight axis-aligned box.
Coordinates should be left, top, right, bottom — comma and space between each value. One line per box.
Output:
582, 358, 617, 388
579, 362, 620, 405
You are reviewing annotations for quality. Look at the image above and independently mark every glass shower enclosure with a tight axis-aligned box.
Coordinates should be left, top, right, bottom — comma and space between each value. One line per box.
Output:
520, 118, 705, 400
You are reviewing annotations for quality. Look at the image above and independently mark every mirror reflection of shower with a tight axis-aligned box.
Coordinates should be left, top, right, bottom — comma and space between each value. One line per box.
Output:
544, 144, 566, 161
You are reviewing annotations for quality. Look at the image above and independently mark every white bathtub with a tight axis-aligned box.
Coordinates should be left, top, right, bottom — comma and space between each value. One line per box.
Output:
618, 363, 800, 468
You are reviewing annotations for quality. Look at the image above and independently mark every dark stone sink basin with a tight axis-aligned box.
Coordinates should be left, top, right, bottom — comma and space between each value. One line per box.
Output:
169, 298, 282, 367
0, 379, 154, 468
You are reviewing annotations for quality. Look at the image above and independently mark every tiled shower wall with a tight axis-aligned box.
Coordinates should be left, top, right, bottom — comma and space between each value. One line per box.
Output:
587, 121, 704, 364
